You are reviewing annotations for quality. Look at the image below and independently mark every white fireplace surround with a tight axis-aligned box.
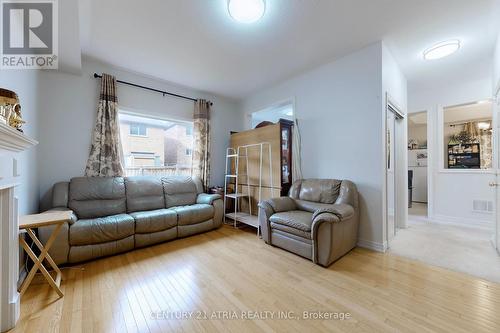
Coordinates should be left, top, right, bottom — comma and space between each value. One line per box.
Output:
0, 122, 37, 332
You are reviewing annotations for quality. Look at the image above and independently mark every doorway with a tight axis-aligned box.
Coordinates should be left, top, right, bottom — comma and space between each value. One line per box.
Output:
385, 96, 406, 247
407, 111, 428, 219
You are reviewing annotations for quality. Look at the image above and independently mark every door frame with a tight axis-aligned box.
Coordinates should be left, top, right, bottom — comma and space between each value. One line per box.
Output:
494, 83, 500, 252
384, 93, 407, 249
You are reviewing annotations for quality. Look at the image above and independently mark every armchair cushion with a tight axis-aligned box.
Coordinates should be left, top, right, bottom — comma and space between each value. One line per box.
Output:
269, 211, 313, 232
196, 193, 222, 205
271, 222, 312, 239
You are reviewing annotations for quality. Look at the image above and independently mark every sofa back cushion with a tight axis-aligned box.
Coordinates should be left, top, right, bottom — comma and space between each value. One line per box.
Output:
125, 176, 165, 213
69, 177, 126, 219
162, 176, 197, 208
291, 179, 341, 204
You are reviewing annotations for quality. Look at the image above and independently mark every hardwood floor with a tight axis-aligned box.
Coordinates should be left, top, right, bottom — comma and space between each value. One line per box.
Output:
11, 225, 500, 333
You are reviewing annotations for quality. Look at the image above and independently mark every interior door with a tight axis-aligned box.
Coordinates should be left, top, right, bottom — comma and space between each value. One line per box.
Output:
386, 110, 396, 242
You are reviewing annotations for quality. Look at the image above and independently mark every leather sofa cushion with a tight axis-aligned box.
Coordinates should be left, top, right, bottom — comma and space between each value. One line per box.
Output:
69, 236, 134, 264
69, 177, 126, 219
162, 176, 197, 208
172, 204, 214, 226
130, 209, 177, 234
269, 211, 313, 232
125, 177, 165, 213
298, 179, 341, 204
70, 213, 135, 246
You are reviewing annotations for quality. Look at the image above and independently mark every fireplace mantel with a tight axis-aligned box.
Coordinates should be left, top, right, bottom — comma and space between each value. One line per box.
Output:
0, 122, 37, 332
0, 122, 38, 154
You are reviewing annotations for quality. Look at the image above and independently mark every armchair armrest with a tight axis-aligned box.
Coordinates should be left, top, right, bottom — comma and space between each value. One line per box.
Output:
311, 204, 357, 267
259, 197, 297, 213
312, 204, 354, 222
196, 193, 222, 205
258, 197, 295, 244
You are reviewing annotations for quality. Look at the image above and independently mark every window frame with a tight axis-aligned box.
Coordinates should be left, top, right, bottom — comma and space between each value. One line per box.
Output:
118, 109, 195, 175
438, 100, 494, 173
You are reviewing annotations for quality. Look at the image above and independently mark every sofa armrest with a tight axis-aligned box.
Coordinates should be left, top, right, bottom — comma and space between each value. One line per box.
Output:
196, 193, 222, 205
312, 204, 354, 222
260, 197, 297, 213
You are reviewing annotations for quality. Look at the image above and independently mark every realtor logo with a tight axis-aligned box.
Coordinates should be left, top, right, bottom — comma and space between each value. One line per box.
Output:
1, 0, 58, 69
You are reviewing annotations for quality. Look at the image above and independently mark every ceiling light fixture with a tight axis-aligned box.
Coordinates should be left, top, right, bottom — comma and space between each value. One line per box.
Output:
228, 0, 266, 23
423, 40, 461, 60
477, 122, 491, 130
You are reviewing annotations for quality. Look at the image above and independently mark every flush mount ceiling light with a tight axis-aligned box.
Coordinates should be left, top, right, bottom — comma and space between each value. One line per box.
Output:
423, 40, 461, 60
228, 0, 266, 23
477, 122, 490, 130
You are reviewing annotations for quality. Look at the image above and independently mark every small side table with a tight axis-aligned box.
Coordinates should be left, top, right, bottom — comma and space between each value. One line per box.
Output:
18, 211, 71, 298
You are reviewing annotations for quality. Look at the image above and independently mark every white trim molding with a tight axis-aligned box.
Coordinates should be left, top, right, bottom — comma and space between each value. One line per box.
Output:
0, 125, 37, 332
357, 239, 388, 252
0, 123, 38, 154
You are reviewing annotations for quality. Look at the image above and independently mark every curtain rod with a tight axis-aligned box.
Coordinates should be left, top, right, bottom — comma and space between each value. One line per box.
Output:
93, 73, 212, 105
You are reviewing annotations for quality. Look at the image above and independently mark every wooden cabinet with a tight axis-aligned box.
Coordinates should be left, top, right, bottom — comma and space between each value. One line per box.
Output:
229, 119, 293, 214
279, 119, 293, 196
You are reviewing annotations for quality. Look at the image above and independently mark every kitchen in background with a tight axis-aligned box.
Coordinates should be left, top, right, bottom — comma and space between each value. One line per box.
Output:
408, 111, 428, 217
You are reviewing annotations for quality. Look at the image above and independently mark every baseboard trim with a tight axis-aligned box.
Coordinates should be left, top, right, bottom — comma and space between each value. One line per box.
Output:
18, 266, 27, 290
431, 214, 493, 231
357, 239, 387, 252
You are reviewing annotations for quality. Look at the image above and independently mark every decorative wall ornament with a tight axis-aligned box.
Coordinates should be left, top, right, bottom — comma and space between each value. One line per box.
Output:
0, 88, 25, 131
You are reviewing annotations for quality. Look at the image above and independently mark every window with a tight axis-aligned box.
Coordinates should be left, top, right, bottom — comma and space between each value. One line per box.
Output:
130, 124, 147, 136
443, 101, 493, 170
119, 112, 194, 176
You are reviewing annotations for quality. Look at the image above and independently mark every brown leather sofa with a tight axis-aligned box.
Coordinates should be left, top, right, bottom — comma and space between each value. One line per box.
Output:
258, 179, 359, 267
39, 176, 223, 264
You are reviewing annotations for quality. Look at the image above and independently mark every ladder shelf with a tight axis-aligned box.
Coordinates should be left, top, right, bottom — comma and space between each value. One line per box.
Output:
223, 144, 273, 236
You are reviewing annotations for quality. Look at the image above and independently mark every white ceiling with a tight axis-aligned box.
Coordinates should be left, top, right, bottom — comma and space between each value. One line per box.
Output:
78, 0, 500, 99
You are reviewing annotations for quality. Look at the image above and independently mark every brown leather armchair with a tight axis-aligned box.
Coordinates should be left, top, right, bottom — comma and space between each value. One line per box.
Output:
258, 179, 359, 267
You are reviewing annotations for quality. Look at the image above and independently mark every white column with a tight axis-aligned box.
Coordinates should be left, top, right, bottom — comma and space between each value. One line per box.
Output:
0, 185, 20, 333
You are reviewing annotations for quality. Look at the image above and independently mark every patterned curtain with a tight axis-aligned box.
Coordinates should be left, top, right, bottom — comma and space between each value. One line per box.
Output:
192, 99, 211, 191
84, 73, 124, 177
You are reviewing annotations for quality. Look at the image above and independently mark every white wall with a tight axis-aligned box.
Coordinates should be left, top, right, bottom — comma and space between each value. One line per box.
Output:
38, 58, 242, 208
240, 42, 387, 249
409, 77, 494, 227
494, 33, 500, 94
0, 71, 40, 215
